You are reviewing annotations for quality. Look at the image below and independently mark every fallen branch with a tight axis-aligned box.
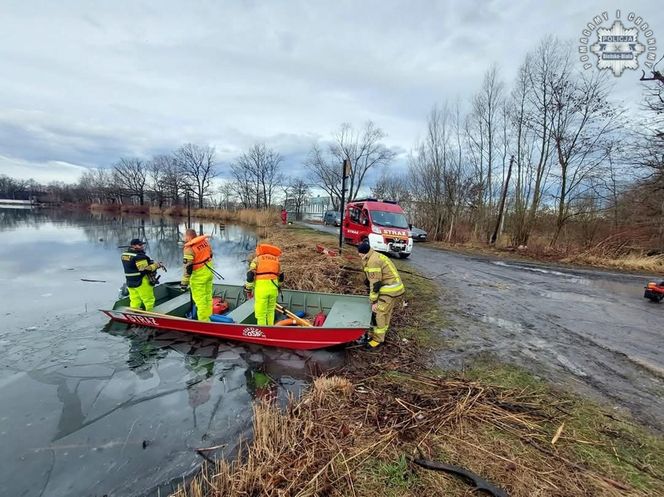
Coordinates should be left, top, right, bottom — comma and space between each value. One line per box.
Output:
412, 457, 510, 497
551, 422, 565, 445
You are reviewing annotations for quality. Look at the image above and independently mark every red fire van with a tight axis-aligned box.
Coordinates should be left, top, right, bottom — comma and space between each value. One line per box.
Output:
342, 198, 413, 258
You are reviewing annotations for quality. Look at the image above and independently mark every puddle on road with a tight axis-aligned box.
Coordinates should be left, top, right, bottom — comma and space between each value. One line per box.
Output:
538, 291, 601, 304
479, 315, 525, 334
491, 260, 591, 285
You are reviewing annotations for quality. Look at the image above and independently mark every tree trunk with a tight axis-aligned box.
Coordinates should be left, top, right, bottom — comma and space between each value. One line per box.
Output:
490, 155, 514, 245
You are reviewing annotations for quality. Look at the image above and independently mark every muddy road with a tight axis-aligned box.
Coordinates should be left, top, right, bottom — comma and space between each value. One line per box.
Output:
410, 246, 664, 431
303, 223, 664, 430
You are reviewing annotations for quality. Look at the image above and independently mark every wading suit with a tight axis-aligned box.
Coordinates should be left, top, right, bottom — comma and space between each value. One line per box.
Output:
362, 248, 405, 344
121, 248, 160, 311
245, 244, 282, 326
182, 235, 214, 321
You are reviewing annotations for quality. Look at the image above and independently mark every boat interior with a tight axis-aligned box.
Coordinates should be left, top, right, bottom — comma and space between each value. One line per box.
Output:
114, 282, 372, 328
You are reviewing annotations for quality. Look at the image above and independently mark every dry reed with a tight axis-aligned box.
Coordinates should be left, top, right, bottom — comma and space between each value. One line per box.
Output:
251, 229, 366, 295
191, 208, 280, 227
171, 373, 655, 497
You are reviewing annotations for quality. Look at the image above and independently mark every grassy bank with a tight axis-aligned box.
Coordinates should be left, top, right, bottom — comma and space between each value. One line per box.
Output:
172, 226, 663, 497
88, 203, 281, 227
427, 239, 664, 274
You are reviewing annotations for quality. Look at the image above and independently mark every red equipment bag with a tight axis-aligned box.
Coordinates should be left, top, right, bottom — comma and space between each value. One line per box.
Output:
313, 311, 326, 327
213, 296, 229, 315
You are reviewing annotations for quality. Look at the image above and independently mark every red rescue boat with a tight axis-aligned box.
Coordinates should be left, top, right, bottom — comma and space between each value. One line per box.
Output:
101, 283, 370, 350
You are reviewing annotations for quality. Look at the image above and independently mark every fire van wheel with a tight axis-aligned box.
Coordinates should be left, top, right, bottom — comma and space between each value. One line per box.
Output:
399, 253, 410, 259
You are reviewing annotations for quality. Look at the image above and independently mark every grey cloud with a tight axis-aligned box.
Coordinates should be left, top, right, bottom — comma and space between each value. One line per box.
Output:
0, 0, 660, 184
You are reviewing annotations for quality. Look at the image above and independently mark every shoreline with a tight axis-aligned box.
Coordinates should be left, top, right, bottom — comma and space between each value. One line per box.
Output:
170, 225, 664, 497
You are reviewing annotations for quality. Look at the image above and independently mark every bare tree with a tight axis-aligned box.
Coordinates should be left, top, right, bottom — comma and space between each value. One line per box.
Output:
510, 38, 560, 246
491, 155, 514, 245
218, 181, 236, 210
113, 158, 147, 205
160, 154, 186, 205
305, 144, 343, 209
230, 160, 257, 208
410, 104, 473, 241
549, 68, 621, 245
469, 65, 504, 226
307, 121, 395, 207
175, 144, 217, 208
636, 73, 664, 182
371, 168, 411, 203
148, 154, 173, 208
231, 143, 283, 208
285, 177, 310, 220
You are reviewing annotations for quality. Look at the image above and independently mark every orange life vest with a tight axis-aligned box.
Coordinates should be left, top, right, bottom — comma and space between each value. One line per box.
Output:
185, 235, 213, 271
254, 244, 281, 280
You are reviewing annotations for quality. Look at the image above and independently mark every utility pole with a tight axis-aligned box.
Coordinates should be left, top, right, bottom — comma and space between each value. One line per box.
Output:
338, 159, 352, 252
185, 191, 191, 229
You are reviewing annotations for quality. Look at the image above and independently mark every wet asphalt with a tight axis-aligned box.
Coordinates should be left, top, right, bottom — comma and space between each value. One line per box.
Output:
303, 223, 664, 431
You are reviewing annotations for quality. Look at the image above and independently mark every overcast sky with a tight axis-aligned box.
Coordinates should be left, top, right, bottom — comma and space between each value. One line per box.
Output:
0, 0, 661, 184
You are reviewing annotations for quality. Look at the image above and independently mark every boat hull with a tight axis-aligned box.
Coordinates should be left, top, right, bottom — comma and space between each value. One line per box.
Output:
101, 307, 366, 350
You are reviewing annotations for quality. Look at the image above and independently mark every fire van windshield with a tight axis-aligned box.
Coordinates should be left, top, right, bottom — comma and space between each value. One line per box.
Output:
370, 211, 409, 229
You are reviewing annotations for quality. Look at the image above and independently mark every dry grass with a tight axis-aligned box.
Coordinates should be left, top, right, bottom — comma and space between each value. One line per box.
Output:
163, 205, 185, 216
428, 237, 664, 274
112, 205, 283, 226
565, 253, 664, 273
120, 204, 150, 214
191, 208, 281, 227
172, 372, 662, 497
90, 203, 149, 214
251, 227, 366, 295
89, 202, 120, 212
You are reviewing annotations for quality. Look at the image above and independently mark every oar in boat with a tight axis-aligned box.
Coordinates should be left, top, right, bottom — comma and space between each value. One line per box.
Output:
117, 307, 192, 321
275, 303, 312, 327
205, 263, 224, 280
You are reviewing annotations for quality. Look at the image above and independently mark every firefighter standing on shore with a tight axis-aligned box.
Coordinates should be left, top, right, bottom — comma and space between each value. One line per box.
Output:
121, 238, 164, 311
357, 239, 404, 348
245, 243, 284, 325
181, 229, 214, 321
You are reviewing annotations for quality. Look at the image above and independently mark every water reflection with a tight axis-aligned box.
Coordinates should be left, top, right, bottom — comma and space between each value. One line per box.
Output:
0, 208, 345, 497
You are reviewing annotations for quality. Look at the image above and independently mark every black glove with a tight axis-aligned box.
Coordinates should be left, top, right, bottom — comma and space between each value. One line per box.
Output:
179, 284, 188, 291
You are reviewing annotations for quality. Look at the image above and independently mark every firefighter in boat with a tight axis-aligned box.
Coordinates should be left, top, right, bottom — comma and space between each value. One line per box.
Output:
181, 229, 214, 321
357, 239, 405, 348
244, 243, 284, 326
121, 238, 165, 311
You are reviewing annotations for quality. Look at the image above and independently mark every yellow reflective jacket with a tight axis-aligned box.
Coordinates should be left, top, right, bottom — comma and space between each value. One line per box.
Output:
361, 249, 405, 302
